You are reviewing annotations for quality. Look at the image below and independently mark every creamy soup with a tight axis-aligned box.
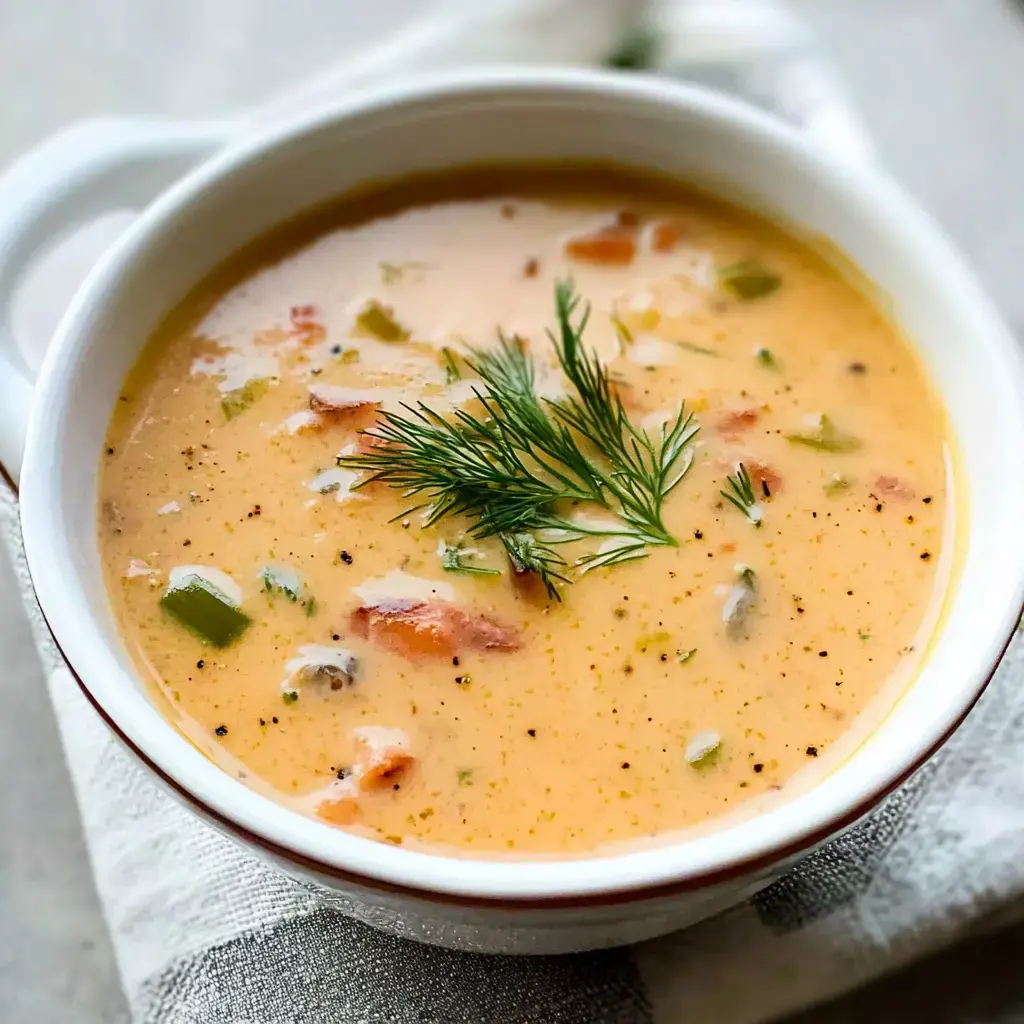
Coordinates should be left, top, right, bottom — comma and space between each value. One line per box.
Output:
98, 166, 950, 856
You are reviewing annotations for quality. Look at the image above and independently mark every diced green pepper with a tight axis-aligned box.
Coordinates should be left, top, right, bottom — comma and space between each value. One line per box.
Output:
719, 260, 782, 301
161, 575, 250, 647
355, 300, 409, 342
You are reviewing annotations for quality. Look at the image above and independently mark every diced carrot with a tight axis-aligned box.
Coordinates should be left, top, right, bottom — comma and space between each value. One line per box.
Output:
290, 304, 327, 345
316, 795, 359, 826
650, 220, 687, 253
717, 408, 760, 441
874, 475, 915, 501
359, 746, 416, 790
565, 225, 637, 266
350, 600, 519, 659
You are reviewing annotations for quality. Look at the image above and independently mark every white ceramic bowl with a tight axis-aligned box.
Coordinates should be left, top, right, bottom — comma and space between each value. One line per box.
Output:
3, 69, 1023, 955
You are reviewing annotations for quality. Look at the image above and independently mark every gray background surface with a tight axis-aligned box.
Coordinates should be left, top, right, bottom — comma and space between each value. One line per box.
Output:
2, 1, 1024, 1020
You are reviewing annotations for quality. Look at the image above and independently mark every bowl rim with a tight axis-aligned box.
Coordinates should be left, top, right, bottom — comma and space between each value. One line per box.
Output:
18, 66, 1024, 903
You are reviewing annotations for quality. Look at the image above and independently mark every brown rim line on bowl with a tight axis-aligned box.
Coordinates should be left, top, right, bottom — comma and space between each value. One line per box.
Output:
3, 70, 1024, 952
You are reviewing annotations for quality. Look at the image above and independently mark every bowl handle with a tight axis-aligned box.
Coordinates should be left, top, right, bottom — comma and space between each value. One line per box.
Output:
0, 118, 228, 487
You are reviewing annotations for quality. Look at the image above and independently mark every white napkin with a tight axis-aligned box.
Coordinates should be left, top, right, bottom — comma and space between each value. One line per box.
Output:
9, 2, 1022, 1021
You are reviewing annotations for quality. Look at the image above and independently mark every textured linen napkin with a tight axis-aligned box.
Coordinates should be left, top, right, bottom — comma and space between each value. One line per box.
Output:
6, 2, 1024, 1022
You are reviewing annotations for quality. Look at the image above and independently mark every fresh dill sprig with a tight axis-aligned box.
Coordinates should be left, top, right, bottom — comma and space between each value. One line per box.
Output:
721, 463, 763, 527
439, 541, 501, 577
340, 280, 699, 600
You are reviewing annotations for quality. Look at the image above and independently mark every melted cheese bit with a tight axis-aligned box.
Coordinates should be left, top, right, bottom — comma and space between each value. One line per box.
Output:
351, 569, 456, 606
627, 337, 679, 368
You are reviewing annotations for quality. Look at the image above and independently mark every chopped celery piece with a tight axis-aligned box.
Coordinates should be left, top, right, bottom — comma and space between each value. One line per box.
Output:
786, 413, 862, 453
686, 731, 722, 769
260, 564, 303, 602
220, 378, 269, 420
161, 574, 250, 647
355, 300, 409, 342
719, 260, 782, 300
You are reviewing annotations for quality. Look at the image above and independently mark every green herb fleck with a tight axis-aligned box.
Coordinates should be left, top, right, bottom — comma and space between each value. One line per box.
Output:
754, 346, 777, 368
456, 768, 475, 786
304, 595, 318, 617
673, 340, 720, 357
678, 648, 697, 664
635, 630, 672, 652
604, 27, 660, 70
719, 260, 782, 301
354, 300, 409, 342
378, 260, 429, 285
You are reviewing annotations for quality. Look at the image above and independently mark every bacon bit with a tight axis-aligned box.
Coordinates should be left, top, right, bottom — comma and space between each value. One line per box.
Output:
719, 542, 737, 554
874, 475, 915, 501
316, 795, 359, 826
717, 408, 760, 441
650, 220, 687, 253
616, 210, 640, 228
290, 304, 327, 345
748, 460, 782, 496
565, 225, 637, 266
350, 600, 519, 659
523, 257, 539, 278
